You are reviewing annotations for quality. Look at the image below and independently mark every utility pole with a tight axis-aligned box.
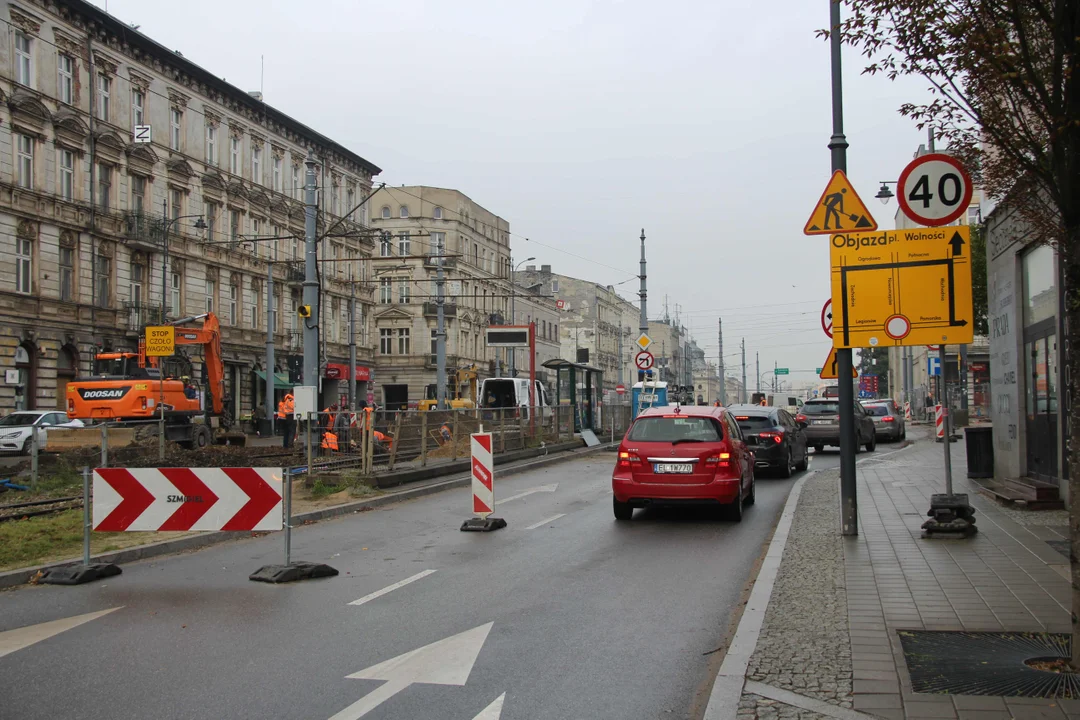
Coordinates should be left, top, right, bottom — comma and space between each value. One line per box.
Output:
302, 151, 319, 398
741, 338, 746, 404
718, 317, 726, 405
349, 268, 357, 410
756, 352, 760, 394
265, 240, 275, 436
638, 229, 648, 335
827, 0, 858, 535
774, 361, 778, 393
617, 327, 624, 387
435, 232, 447, 410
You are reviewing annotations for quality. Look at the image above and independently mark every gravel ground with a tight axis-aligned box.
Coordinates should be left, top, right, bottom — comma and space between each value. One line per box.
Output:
742, 469, 852, 718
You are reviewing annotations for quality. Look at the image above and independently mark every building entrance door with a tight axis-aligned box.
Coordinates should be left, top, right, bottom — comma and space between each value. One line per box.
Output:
1025, 325, 1058, 480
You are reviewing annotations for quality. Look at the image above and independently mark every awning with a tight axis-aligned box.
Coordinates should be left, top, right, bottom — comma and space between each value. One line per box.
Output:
253, 370, 293, 390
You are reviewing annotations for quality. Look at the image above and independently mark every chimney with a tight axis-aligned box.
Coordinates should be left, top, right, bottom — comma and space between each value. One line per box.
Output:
540, 264, 551, 274
526, 264, 536, 272
248, 91, 263, 102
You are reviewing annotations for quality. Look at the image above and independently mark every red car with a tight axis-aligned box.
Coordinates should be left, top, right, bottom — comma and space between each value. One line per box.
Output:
612, 405, 756, 521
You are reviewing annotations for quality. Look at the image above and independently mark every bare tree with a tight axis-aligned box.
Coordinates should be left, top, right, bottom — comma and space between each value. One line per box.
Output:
824, 0, 1079, 662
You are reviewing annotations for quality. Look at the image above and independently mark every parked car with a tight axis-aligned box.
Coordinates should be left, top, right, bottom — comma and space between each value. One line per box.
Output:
799, 399, 876, 453
612, 405, 755, 521
860, 400, 906, 441
0, 411, 85, 455
728, 404, 809, 478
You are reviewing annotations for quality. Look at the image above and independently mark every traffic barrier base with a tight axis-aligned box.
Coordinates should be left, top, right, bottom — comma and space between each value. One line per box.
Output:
460, 517, 507, 533
39, 563, 122, 586
249, 561, 339, 584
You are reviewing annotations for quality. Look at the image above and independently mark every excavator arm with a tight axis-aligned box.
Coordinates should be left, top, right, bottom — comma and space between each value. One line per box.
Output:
169, 313, 225, 416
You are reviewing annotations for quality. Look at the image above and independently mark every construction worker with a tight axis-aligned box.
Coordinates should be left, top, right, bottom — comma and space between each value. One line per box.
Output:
278, 392, 295, 448
439, 423, 452, 444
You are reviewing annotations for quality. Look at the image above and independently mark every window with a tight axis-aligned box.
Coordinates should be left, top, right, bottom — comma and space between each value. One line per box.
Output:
170, 108, 182, 150
205, 278, 215, 314
131, 175, 146, 214
380, 277, 392, 304
380, 328, 393, 355
57, 54, 73, 104
15, 31, 31, 86
15, 237, 32, 294
381, 206, 390, 219
58, 149, 74, 200
292, 235, 300, 260
204, 202, 218, 240
97, 75, 110, 122
473, 246, 479, 266
293, 165, 301, 200
60, 246, 74, 302
251, 145, 262, 184
169, 188, 183, 221
206, 125, 217, 165
380, 231, 393, 257
95, 256, 110, 307
551, 279, 560, 293
130, 262, 144, 306
16, 134, 33, 189
251, 295, 260, 330
273, 157, 282, 192
252, 216, 262, 240
131, 89, 145, 127
271, 225, 282, 259
229, 136, 240, 174
431, 232, 445, 257
346, 187, 355, 216
331, 182, 339, 216
97, 164, 112, 211
229, 210, 241, 246
433, 206, 443, 220
397, 328, 410, 355
170, 272, 181, 315
398, 232, 410, 256
399, 206, 409, 218
398, 278, 410, 304
967, 205, 981, 224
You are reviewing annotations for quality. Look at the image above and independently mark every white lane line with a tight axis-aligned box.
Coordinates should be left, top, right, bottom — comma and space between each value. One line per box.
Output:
348, 569, 437, 606
525, 513, 566, 530
498, 483, 558, 505
0, 607, 122, 659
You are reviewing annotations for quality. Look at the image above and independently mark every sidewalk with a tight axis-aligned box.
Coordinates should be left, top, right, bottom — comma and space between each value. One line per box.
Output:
724, 426, 1075, 720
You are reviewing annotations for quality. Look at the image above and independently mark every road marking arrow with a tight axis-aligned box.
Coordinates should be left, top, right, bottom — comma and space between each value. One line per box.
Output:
328, 622, 494, 720
472, 693, 506, 719
0, 607, 121, 659
498, 483, 558, 505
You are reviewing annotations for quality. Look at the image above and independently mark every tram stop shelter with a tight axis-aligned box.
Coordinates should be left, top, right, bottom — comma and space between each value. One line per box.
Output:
542, 358, 603, 433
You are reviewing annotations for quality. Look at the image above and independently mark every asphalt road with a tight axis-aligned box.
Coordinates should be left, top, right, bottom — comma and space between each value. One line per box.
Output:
1, 447, 845, 720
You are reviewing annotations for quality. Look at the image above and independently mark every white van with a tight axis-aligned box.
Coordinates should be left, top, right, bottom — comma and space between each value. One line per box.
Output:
478, 378, 550, 418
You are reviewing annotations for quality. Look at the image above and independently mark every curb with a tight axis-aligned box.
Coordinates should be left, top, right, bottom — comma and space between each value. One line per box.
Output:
0, 442, 615, 590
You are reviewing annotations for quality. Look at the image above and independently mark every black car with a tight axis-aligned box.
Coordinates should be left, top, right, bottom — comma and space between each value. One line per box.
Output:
728, 404, 809, 478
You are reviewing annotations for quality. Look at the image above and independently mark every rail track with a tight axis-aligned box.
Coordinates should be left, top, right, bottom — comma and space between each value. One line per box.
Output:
0, 496, 82, 522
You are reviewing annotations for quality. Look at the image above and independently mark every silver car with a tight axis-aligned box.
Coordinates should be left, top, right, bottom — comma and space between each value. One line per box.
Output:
861, 400, 906, 441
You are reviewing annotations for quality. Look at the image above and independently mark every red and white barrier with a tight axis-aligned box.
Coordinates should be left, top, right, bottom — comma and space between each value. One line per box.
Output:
471, 433, 494, 517
93, 467, 283, 532
904, 401, 913, 421
935, 405, 945, 439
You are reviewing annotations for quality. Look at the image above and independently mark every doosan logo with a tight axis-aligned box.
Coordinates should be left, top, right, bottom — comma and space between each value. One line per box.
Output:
79, 387, 130, 400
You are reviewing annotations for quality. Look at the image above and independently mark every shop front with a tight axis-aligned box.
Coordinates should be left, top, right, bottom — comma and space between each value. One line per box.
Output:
325, 362, 373, 409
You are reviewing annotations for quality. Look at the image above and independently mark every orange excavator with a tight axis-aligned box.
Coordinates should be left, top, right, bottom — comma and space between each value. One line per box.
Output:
66, 312, 235, 448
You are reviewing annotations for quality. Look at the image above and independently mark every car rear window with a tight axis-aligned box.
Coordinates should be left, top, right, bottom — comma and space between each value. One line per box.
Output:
627, 416, 722, 442
802, 402, 839, 415
863, 405, 890, 416
733, 415, 775, 431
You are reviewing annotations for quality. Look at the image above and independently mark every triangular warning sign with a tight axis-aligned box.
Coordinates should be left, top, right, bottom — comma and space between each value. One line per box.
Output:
819, 347, 859, 379
804, 170, 878, 236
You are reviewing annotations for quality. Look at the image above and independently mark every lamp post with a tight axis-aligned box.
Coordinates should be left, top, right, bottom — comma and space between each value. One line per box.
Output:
875, 181, 897, 205
508, 256, 535, 377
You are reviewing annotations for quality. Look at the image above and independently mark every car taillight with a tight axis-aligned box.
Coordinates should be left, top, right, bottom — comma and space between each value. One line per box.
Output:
706, 452, 732, 468
760, 431, 784, 444
882, 416, 895, 422
795, 414, 807, 423
617, 452, 641, 469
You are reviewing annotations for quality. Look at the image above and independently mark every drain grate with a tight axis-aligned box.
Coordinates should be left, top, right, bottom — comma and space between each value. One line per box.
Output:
899, 630, 1080, 698
1047, 540, 1070, 558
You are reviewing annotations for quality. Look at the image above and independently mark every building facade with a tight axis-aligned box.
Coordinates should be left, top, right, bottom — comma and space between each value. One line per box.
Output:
0, 0, 380, 418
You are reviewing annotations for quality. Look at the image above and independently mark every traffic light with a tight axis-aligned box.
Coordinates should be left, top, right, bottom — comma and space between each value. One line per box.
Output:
297, 305, 311, 318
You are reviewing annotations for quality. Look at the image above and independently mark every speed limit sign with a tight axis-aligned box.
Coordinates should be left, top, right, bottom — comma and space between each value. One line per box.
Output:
897, 153, 973, 227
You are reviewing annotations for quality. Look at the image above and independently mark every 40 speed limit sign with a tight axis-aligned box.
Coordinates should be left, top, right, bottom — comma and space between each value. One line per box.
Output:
897, 153, 973, 227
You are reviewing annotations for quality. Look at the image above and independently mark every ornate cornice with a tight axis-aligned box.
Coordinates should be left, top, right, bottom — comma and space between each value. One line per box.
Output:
167, 88, 190, 110
128, 68, 152, 91
93, 50, 119, 76
52, 28, 86, 60
204, 108, 222, 128
228, 120, 246, 139
9, 6, 42, 33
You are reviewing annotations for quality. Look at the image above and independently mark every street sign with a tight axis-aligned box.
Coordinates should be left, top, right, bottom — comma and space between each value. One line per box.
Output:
815, 367, 823, 375
471, 433, 494, 517
133, 125, 151, 143
635, 333, 652, 351
615, 384, 627, 395
928, 356, 941, 376
897, 153, 974, 227
926, 344, 941, 351
804, 169, 877, 235
485, 326, 530, 347
144, 326, 174, 357
634, 351, 655, 370
555, 299, 566, 310
819, 347, 858, 379
829, 226, 974, 349
93, 467, 283, 532
821, 299, 833, 338
775, 368, 789, 375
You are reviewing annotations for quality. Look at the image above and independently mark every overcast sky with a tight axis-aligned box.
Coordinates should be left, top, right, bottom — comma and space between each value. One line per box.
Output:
93, 0, 934, 390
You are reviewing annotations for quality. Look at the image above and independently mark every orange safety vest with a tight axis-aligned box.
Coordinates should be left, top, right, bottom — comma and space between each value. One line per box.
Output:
374, 430, 392, 448
277, 394, 294, 419
321, 431, 339, 451
323, 407, 336, 427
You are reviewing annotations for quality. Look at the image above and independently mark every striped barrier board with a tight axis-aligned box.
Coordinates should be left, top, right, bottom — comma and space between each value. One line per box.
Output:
935, 405, 945, 439
471, 433, 494, 517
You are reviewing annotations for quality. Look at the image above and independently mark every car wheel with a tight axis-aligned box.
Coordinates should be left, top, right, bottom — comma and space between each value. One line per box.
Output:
728, 488, 744, 522
779, 449, 793, 478
813, 445, 824, 454
900, 428, 907, 441
865, 433, 876, 452
745, 473, 756, 506
20, 438, 31, 456
795, 450, 809, 472
613, 497, 633, 521
855, 432, 863, 453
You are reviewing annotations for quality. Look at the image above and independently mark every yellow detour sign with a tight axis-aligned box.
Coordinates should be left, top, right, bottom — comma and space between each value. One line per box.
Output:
819, 347, 857, 379
804, 170, 877, 235
829, 226, 974, 349
145, 326, 175, 357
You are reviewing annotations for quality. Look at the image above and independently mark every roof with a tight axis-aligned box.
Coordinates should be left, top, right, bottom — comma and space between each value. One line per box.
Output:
542, 359, 602, 373
725, 404, 776, 415
637, 405, 724, 419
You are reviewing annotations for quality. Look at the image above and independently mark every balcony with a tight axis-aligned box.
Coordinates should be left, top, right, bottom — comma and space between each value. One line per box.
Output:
423, 254, 458, 270
123, 212, 167, 251
425, 354, 461, 370
423, 302, 457, 318
123, 301, 168, 333
281, 261, 305, 283
284, 331, 304, 351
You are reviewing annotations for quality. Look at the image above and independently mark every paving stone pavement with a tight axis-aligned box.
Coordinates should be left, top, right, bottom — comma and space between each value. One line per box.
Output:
733, 428, 1079, 720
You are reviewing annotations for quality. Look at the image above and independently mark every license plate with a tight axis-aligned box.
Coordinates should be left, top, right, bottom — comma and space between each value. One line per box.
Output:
654, 463, 693, 474
812, 419, 834, 425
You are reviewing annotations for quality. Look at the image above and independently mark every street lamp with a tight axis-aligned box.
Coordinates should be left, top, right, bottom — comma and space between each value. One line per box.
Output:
875, 181, 897, 205
160, 203, 207, 323
508, 256, 535, 377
